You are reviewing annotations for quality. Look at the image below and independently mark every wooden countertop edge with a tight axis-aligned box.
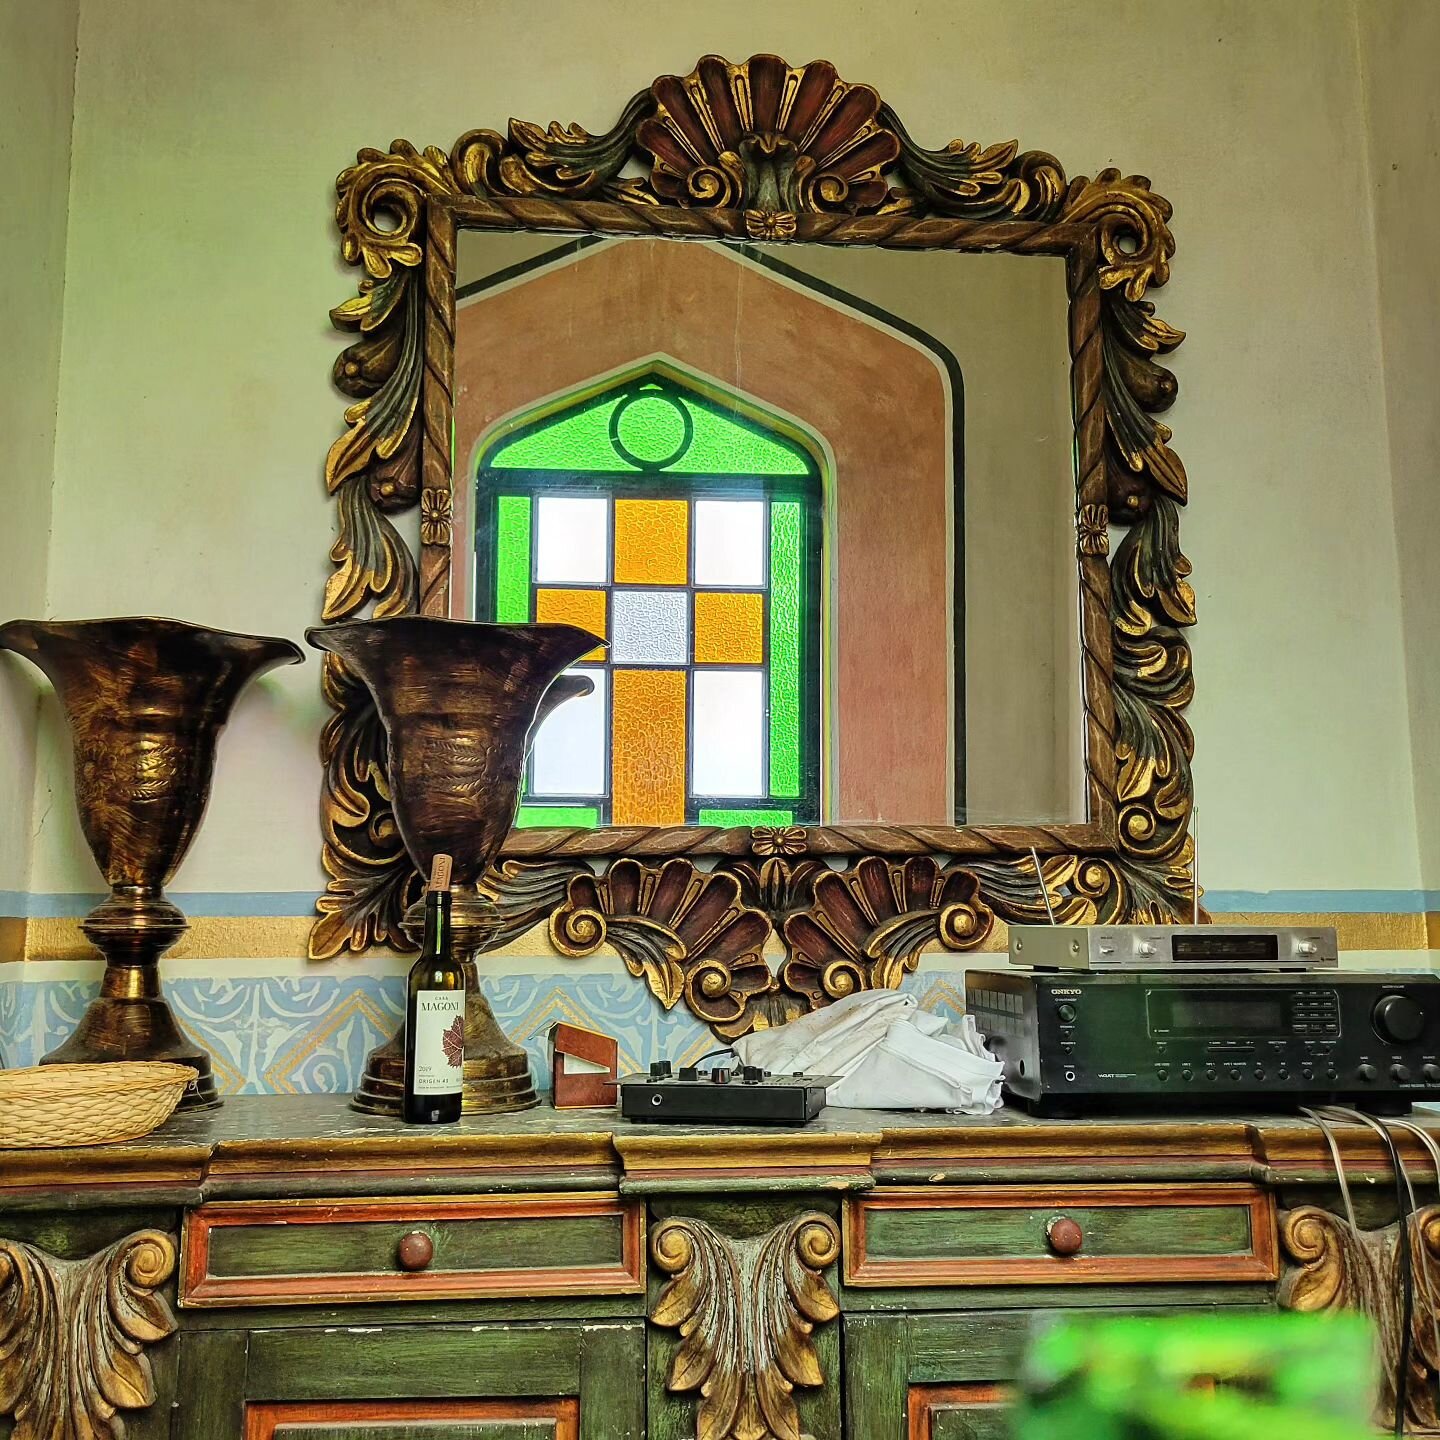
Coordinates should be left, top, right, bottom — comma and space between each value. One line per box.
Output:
3, 1113, 1438, 1195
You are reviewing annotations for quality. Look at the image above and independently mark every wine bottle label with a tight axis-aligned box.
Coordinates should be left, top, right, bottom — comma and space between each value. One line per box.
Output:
412, 990, 465, 1096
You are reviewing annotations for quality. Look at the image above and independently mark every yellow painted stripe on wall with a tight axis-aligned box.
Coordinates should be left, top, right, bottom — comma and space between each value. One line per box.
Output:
12, 911, 1440, 964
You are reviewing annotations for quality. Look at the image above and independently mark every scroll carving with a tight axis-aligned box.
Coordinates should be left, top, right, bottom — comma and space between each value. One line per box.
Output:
316, 53, 1196, 1009
781, 856, 994, 1007
650, 1212, 841, 1440
0, 1228, 178, 1440
1279, 1204, 1440, 1431
549, 858, 775, 1038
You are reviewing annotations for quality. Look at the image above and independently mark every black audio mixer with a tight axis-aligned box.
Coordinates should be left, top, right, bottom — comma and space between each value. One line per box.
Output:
618, 1062, 836, 1124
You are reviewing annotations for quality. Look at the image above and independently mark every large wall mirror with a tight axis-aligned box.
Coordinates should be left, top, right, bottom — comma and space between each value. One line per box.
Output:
315, 55, 1196, 1036
453, 234, 1080, 831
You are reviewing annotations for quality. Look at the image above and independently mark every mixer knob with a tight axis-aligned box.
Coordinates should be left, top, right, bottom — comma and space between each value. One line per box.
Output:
649, 1060, 673, 1079
710, 1068, 731, 1084
1423, 1064, 1440, 1084
1373, 994, 1425, 1044
740, 1065, 765, 1083
1355, 1063, 1379, 1083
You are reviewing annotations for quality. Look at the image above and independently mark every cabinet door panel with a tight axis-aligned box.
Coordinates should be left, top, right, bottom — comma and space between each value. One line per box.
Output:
174, 1322, 642, 1440
908, 1384, 1008, 1440
243, 1397, 576, 1439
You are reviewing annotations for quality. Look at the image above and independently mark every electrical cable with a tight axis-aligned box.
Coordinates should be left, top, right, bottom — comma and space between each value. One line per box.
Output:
1322, 1107, 1414, 1439
1380, 1116, 1440, 1418
1301, 1106, 1358, 1229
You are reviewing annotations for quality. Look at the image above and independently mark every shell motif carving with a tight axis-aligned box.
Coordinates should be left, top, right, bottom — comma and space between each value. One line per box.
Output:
636, 54, 899, 218
650, 1212, 841, 1440
0, 1229, 178, 1440
781, 855, 995, 1007
549, 858, 775, 1038
1279, 1204, 1440, 1431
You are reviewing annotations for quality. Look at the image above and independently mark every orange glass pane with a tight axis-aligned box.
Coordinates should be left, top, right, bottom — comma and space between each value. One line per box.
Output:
693, 591, 764, 664
535, 588, 607, 661
614, 499, 688, 586
612, 669, 687, 825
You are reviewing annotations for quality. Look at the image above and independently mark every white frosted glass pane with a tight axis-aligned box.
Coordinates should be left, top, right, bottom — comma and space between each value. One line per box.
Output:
612, 590, 688, 664
692, 670, 764, 797
530, 666, 606, 796
536, 496, 608, 582
694, 500, 765, 586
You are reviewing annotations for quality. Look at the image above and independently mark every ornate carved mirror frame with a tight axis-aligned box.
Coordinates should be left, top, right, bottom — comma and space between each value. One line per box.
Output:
314, 55, 1196, 1037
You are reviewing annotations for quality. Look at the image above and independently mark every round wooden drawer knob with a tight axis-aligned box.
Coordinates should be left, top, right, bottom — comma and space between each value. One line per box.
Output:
1046, 1216, 1084, 1256
396, 1231, 434, 1272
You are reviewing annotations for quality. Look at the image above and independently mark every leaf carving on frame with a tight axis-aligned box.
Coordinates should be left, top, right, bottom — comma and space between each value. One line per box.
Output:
549, 858, 775, 1038
0, 1229, 178, 1440
650, 1212, 840, 1440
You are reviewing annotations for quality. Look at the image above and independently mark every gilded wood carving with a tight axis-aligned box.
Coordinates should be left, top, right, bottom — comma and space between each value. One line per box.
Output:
649, 1210, 841, 1440
0, 1229, 178, 1440
1279, 1204, 1440, 1431
316, 54, 1197, 1032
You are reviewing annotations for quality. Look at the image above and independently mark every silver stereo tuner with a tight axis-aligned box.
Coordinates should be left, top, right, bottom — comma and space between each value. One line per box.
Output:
1009, 924, 1339, 973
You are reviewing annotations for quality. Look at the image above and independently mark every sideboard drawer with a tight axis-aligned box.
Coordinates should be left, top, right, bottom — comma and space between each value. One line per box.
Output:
180, 1192, 645, 1307
843, 1184, 1277, 1287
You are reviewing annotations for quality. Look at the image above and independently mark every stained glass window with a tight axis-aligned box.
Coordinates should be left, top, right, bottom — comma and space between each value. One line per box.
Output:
474, 372, 823, 829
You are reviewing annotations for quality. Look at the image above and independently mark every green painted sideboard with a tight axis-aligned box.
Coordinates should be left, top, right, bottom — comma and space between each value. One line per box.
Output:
0, 1097, 1433, 1438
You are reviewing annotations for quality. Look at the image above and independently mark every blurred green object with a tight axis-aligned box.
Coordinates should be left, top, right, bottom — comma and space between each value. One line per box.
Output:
1015, 1311, 1376, 1440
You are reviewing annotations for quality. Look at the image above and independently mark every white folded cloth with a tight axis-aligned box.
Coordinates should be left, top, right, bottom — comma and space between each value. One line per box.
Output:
732, 989, 1004, 1113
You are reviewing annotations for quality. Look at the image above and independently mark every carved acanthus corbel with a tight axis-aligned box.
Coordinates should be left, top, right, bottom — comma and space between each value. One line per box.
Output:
1279, 1204, 1440, 1432
649, 1211, 841, 1440
0, 1228, 178, 1440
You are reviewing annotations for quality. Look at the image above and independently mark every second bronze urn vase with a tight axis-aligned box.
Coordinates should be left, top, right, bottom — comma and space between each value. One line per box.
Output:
305, 617, 603, 1115
0, 617, 303, 1107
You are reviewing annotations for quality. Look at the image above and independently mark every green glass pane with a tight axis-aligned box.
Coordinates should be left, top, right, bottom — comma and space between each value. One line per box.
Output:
698, 808, 794, 828
613, 391, 690, 465
515, 804, 601, 829
488, 383, 813, 476
768, 501, 802, 798
495, 495, 531, 622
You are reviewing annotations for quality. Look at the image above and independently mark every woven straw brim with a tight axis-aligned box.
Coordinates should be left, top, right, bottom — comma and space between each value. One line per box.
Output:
0, 1062, 196, 1148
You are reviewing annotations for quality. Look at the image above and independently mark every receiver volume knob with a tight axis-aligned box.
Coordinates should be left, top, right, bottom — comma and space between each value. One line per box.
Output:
1373, 994, 1425, 1043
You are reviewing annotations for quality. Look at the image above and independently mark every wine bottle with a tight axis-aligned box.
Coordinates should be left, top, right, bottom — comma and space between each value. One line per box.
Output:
402, 853, 465, 1123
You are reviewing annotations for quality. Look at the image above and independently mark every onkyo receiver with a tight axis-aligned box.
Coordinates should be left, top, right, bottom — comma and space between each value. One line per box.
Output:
966, 968, 1440, 1115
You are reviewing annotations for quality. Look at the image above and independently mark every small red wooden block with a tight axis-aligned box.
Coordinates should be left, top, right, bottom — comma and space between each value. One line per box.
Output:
548, 1021, 619, 1109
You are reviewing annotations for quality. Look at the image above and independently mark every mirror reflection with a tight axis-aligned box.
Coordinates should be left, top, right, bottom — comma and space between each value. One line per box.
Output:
453, 231, 1082, 830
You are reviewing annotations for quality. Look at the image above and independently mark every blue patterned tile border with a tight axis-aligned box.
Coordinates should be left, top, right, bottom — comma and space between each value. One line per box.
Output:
0, 969, 971, 1094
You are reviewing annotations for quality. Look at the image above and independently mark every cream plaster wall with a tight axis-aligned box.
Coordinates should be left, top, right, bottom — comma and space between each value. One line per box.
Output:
1358, 0, 1440, 890
15, 0, 1427, 909
0, 0, 78, 898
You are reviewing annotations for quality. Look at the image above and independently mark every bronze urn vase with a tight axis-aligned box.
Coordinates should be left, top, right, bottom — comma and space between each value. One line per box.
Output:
305, 617, 603, 1115
0, 617, 303, 1107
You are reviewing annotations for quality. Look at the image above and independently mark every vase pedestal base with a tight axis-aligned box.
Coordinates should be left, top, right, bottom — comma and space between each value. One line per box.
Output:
41, 998, 221, 1110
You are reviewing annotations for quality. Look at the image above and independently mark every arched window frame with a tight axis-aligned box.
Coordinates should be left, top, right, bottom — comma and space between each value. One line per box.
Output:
473, 366, 826, 829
